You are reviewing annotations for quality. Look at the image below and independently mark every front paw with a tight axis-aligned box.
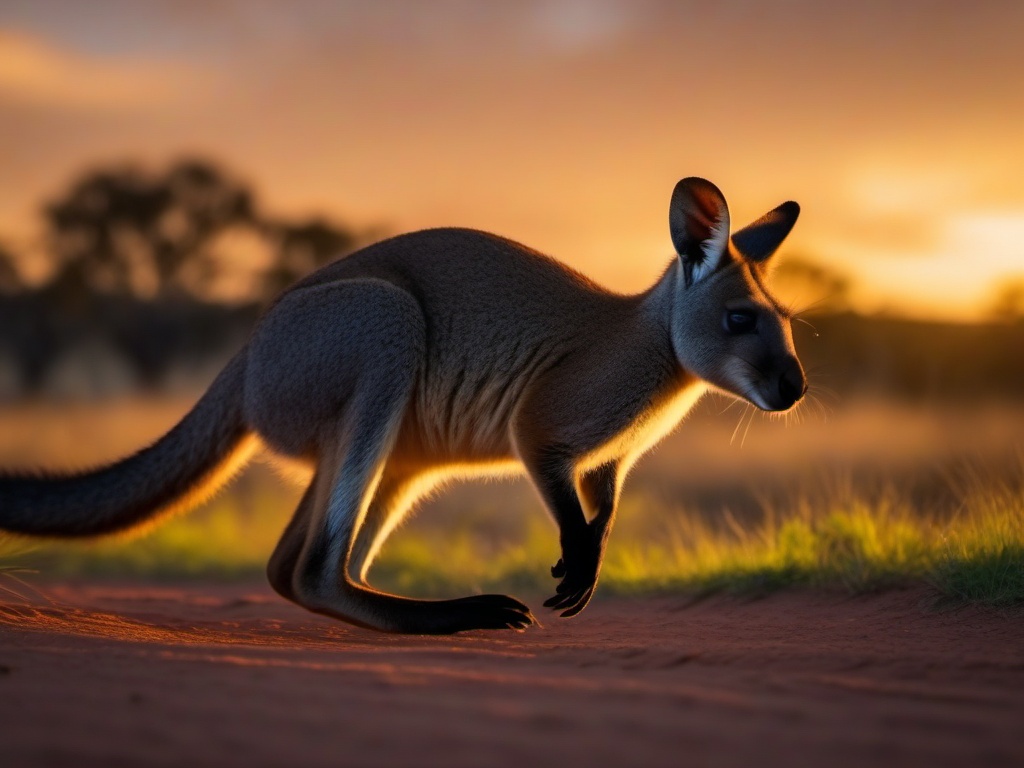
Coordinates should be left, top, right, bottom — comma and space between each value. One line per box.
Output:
545, 535, 602, 618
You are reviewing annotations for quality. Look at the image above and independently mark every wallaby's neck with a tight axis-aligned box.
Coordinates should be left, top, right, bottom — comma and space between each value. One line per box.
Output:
639, 258, 683, 354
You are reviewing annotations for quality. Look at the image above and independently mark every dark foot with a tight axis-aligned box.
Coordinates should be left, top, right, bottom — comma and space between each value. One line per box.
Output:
545, 559, 598, 617
404, 593, 535, 634
546, 528, 604, 617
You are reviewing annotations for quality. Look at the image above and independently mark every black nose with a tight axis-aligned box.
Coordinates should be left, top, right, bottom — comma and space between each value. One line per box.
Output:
778, 371, 806, 408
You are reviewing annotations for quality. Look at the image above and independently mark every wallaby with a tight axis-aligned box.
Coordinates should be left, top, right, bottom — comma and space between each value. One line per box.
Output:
0, 178, 805, 634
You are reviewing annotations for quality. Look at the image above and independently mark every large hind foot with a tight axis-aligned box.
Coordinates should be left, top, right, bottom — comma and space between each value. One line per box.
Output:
300, 584, 535, 635
410, 594, 536, 634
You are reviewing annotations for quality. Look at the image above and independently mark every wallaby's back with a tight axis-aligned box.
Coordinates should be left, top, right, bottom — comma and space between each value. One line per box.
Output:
293, 227, 640, 342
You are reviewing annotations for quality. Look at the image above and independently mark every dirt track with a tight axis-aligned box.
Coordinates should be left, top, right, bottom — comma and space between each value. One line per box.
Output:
1, 583, 1022, 767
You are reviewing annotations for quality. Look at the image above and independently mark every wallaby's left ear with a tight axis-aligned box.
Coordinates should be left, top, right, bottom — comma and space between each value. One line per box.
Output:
669, 177, 731, 286
730, 201, 800, 263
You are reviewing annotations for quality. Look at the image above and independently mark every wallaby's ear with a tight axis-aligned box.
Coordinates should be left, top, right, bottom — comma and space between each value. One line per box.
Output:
730, 201, 800, 263
669, 177, 730, 286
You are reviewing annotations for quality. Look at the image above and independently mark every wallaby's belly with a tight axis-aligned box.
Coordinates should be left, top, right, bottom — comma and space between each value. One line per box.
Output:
398, 361, 526, 464
397, 316, 571, 465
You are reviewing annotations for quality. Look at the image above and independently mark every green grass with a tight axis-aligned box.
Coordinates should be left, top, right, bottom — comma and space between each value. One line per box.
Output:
928, 493, 1024, 608
368, 491, 1024, 608
4, 467, 1023, 609
604, 496, 1024, 607
1, 474, 297, 580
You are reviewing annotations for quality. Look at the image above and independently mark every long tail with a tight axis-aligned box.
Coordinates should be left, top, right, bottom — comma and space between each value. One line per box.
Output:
0, 352, 259, 537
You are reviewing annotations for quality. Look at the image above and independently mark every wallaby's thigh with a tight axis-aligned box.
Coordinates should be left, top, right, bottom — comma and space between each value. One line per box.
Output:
243, 278, 426, 458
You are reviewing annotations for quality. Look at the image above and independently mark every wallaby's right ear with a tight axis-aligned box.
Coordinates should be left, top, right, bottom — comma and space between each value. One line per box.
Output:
730, 200, 800, 264
669, 177, 730, 287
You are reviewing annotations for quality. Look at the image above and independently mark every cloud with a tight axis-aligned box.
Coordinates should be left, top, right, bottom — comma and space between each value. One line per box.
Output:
0, 28, 208, 109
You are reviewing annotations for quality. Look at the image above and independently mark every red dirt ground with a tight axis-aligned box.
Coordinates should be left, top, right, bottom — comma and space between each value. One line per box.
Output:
1, 582, 1022, 768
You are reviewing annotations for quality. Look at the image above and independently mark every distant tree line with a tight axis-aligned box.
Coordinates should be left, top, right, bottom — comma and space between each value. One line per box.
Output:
1, 159, 1022, 402
0, 158, 367, 396
790, 312, 1024, 404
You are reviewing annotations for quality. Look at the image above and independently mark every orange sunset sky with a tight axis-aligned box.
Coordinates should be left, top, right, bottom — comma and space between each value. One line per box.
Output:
1, 0, 1022, 320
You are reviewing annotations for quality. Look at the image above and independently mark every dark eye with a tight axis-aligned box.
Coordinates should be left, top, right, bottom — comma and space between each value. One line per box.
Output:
725, 309, 757, 334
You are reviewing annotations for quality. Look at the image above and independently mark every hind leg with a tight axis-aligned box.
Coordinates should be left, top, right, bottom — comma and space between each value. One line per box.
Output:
267, 477, 318, 602
291, 398, 533, 633
252, 278, 411, 605
253, 280, 532, 633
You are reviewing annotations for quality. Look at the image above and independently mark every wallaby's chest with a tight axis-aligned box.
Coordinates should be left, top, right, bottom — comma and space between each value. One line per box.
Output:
577, 380, 706, 473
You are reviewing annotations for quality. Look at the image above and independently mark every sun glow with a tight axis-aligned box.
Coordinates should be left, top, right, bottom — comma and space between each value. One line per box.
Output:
2, 4, 1023, 322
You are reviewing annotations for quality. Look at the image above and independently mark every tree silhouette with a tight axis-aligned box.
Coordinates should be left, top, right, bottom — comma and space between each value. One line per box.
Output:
0, 157, 366, 393
0, 243, 21, 294
44, 158, 257, 301
41, 157, 362, 306
261, 217, 357, 298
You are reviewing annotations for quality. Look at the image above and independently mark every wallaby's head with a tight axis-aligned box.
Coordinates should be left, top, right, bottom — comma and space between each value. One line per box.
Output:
667, 177, 805, 412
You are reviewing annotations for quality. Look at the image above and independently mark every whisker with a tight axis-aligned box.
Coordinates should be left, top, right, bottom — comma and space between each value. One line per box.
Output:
718, 397, 744, 416
790, 291, 840, 318
808, 384, 841, 407
730, 403, 752, 445
806, 391, 835, 420
793, 316, 820, 336
740, 404, 758, 448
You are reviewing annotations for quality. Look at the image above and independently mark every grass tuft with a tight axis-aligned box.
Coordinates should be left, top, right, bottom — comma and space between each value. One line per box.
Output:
929, 494, 1024, 607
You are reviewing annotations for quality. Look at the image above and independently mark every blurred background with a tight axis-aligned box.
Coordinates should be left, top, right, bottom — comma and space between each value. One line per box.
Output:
0, 1, 1021, 592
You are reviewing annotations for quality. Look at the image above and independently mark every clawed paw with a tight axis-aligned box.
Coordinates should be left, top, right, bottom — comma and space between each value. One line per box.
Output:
446, 593, 536, 632
546, 556, 599, 618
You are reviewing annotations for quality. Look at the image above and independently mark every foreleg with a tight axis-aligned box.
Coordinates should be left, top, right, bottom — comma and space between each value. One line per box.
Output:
521, 445, 620, 617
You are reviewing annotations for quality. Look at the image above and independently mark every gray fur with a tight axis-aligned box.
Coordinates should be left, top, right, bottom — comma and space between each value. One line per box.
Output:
0, 178, 805, 634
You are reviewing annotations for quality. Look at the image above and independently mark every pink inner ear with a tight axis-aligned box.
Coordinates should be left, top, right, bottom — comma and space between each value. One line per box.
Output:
686, 193, 720, 242
686, 210, 712, 241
